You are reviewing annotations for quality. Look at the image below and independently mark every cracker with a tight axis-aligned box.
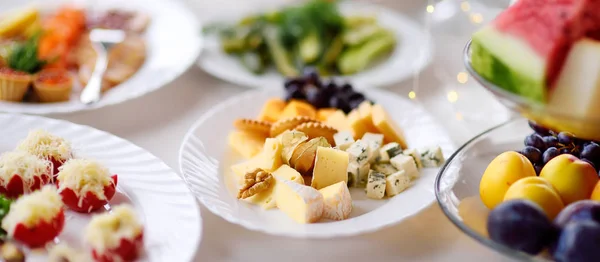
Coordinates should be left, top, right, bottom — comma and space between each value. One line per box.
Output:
269, 116, 318, 137
293, 122, 337, 145
233, 118, 271, 136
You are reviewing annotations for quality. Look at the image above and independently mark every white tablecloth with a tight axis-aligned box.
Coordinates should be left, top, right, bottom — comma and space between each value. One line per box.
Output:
54, 0, 517, 261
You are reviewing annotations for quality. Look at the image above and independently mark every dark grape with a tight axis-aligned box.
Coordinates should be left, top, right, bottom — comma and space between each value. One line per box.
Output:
329, 96, 351, 113
554, 200, 600, 228
339, 83, 353, 93
305, 87, 328, 108
323, 81, 337, 94
581, 142, 600, 164
487, 200, 558, 255
521, 146, 542, 164
543, 136, 559, 148
528, 121, 552, 136
558, 132, 574, 145
284, 85, 305, 101
348, 92, 366, 102
560, 148, 571, 154
302, 67, 320, 85
284, 78, 304, 89
543, 147, 560, 164
525, 133, 546, 151
552, 222, 600, 262
534, 165, 543, 175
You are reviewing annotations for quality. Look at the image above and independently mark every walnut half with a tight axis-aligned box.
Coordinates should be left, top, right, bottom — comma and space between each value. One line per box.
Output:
237, 169, 274, 199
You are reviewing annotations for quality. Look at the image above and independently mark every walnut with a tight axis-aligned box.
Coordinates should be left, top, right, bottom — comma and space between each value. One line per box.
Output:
237, 169, 274, 199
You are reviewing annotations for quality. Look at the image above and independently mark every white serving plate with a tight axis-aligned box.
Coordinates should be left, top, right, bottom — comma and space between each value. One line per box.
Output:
0, 0, 202, 114
179, 88, 455, 238
198, 1, 432, 90
0, 114, 201, 261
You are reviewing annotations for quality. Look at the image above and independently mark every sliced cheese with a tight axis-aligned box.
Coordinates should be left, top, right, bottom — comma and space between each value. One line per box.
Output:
85, 205, 143, 253
228, 130, 266, 159
371, 104, 408, 149
0, 150, 50, 190
231, 138, 283, 178
16, 129, 72, 161
276, 179, 323, 223
319, 181, 352, 221
56, 159, 113, 203
2, 186, 63, 234
312, 147, 349, 190
242, 165, 304, 209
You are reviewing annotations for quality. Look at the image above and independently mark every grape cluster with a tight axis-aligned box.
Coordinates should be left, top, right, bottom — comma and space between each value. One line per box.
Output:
284, 68, 369, 113
520, 121, 600, 174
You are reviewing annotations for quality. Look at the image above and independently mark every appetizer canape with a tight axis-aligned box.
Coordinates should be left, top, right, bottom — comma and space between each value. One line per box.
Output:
56, 159, 118, 213
33, 68, 74, 103
0, 67, 31, 102
0, 151, 52, 198
1, 186, 65, 247
16, 129, 73, 176
85, 205, 144, 262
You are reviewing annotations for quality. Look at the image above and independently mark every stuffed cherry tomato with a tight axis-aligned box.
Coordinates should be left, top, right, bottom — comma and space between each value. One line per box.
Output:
16, 129, 73, 177
86, 205, 144, 262
0, 151, 52, 198
56, 159, 117, 213
1, 186, 65, 247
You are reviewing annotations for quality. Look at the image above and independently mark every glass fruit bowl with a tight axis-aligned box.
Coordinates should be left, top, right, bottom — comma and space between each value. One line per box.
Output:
464, 40, 600, 142
434, 118, 552, 261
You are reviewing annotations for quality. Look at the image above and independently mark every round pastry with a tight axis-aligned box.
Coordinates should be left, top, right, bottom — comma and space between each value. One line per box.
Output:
0, 67, 31, 102
33, 68, 73, 103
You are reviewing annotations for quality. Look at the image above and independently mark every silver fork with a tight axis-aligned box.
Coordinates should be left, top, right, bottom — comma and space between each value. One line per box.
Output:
80, 29, 126, 105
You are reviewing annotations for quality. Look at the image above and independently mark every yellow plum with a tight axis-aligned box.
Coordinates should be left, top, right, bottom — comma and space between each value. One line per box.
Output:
479, 151, 537, 209
503, 176, 565, 219
540, 154, 599, 205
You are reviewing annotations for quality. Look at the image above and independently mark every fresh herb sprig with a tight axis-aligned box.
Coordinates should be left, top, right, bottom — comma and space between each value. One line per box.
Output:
7, 33, 46, 74
0, 195, 12, 237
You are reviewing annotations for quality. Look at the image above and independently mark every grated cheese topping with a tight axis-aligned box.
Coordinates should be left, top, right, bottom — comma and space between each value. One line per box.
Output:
85, 205, 143, 252
57, 159, 113, 204
0, 150, 51, 189
48, 243, 92, 262
16, 129, 72, 161
1, 186, 63, 234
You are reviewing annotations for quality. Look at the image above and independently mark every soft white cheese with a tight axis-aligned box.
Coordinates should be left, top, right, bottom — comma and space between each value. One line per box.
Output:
2, 186, 63, 234
85, 205, 143, 252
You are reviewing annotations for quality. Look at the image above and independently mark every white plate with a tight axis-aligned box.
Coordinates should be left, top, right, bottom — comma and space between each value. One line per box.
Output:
0, 114, 201, 261
0, 0, 202, 115
179, 89, 455, 238
198, 1, 432, 90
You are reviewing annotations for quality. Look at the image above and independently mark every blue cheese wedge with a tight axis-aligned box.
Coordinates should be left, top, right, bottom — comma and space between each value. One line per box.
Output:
365, 170, 386, 199
419, 146, 445, 167
334, 131, 355, 151
346, 140, 370, 166
385, 170, 411, 197
347, 163, 370, 188
361, 133, 384, 163
402, 148, 422, 169
390, 154, 419, 179
379, 142, 402, 162
372, 163, 397, 176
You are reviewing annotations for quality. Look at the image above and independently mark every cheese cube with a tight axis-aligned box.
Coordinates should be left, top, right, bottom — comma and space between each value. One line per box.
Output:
326, 110, 350, 132
231, 138, 283, 178
362, 132, 384, 162
243, 165, 304, 209
371, 104, 408, 149
402, 148, 423, 169
311, 147, 349, 190
357, 101, 379, 133
276, 179, 324, 223
317, 108, 338, 121
385, 170, 411, 197
348, 162, 370, 188
347, 110, 369, 139
346, 140, 370, 166
279, 100, 317, 119
390, 154, 419, 179
228, 131, 266, 159
372, 163, 397, 176
379, 142, 402, 162
334, 131, 355, 151
357, 163, 370, 187
419, 146, 445, 167
365, 170, 386, 199
319, 181, 353, 221
257, 98, 286, 122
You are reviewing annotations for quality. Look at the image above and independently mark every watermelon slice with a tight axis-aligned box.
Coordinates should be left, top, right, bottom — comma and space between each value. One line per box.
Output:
471, 0, 600, 103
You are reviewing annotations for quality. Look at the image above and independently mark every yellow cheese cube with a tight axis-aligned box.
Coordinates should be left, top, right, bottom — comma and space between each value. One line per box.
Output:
347, 110, 368, 139
325, 110, 350, 132
357, 101, 379, 133
319, 181, 352, 221
372, 104, 409, 149
317, 108, 337, 121
276, 179, 324, 223
311, 147, 349, 189
231, 138, 283, 177
257, 98, 286, 122
279, 100, 317, 119
228, 130, 266, 159
243, 165, 304, 209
